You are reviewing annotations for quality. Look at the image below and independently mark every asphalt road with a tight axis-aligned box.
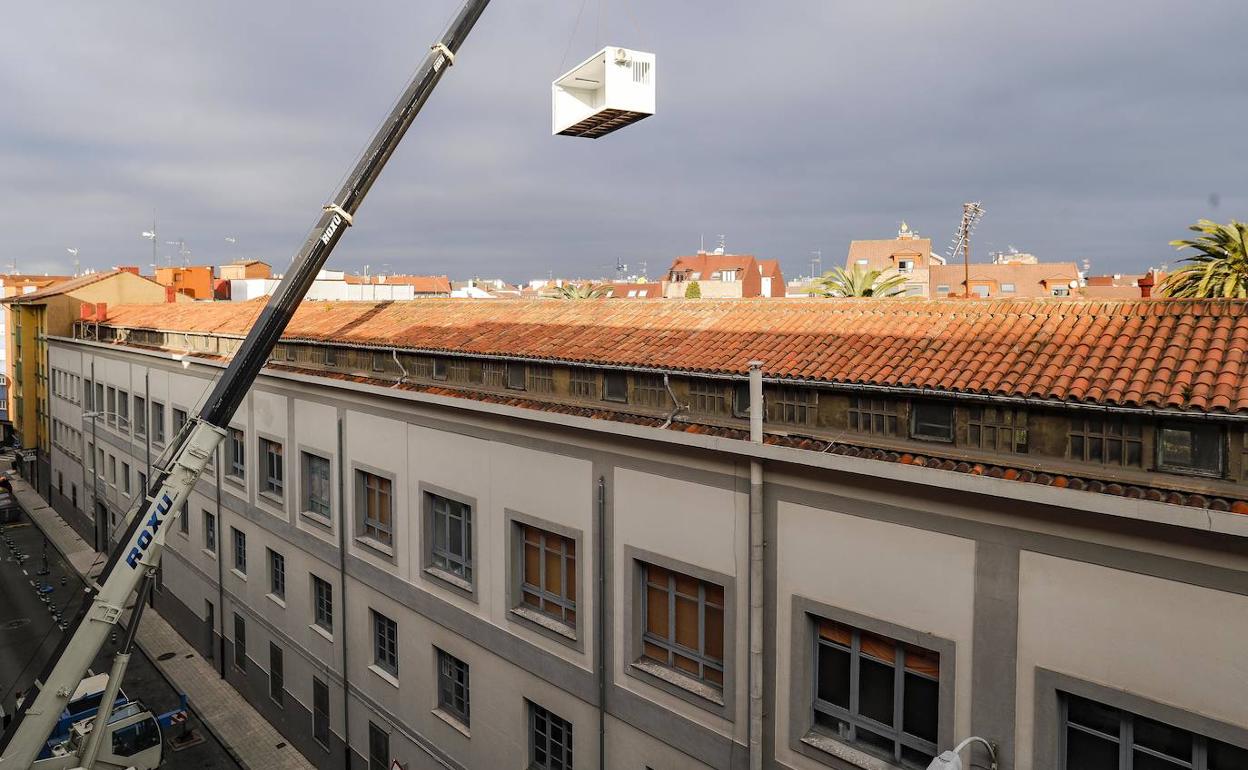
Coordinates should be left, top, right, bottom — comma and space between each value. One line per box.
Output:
0, 512, 240, 768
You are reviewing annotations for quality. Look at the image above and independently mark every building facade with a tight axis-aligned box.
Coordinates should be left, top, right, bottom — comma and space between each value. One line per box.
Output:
39, 298, 1248, 770
846, 224, 940, 298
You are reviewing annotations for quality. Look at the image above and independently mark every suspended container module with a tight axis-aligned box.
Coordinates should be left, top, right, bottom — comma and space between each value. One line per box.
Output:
553, 46, 655, 138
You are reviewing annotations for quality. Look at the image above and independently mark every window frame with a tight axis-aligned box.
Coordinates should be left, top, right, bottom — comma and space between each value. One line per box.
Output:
267, 548, 286, 600
312, 575, 334, 633
527, 364, 555, 393
300, 450, 333, 523
231, 527, 247, 575
367, 721, 389, 770
528, 701, 574, 770
312, 676, 331, 750
910, 400, 955, 443
354, 466, 395, 552
506, 362, 527, 390
1156, 420, 1224, 478
1033, 668, 1248, 770
371, 609, 399, 677
268, 642, 284, 706
507, 511, 582, 647
258, 436, 284, 500
789, 596, 956, 770
150, 400, 166, 444
436, 648, 471, 728
233, 612, 247, 671
203, 510, 217, 555
603, 370, 628, 403
226, 427, 246, 481
1069, 416, 1144, 468
625, 546, 735, 716
569, 367, 597, 399
421, 483, 476, 598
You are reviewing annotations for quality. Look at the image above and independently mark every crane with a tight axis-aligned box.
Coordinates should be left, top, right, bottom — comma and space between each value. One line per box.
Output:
0, 1, 492, 766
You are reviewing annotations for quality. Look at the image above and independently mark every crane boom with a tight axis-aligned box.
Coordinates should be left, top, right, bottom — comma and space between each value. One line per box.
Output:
0, 2, 491, 765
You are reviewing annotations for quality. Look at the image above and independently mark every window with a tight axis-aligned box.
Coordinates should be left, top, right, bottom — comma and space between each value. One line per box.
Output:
604, 371, 627, 402
507, 362, 526, 390
897, 258, 914, 274
84, 379, 93, 410
134, 395, 146, 436
269, 643, 284, 706
910, 401, 954, 442
483, 361, 506, 387
95, 382, 104, 414
368, 722, 389, 770
106, 387, 116, 425
1052, 286, 1071, 297
137, 472, 147, 497
233, 613, 247, 670
260, 438, 284, 497
151, 401, 166, 444
1061, 693, 1248, 770
436, 649, 470, 727
117, 390, 129, 429
220, 427, 244, 479
517, 523, 577, 629
110, 716, 161, 758
935, 284, 950, 295
689, 380, 730, 416
372, 610, 398, 676
427, 492, 472, 584
971, 284, 990, 298
178, 502, 189, 535
432, 357, 448, 381
173, 407, 188, 435
108, 455, 117, 486
357, 470, 393, 546
1157, 421, 1223, 476
528, 364, 554, 393
447, 359, 473, 383
122, 462, 131, 495
634, 374, 667, 408
232, 527, 247, 574
812, 618, 941, 768
848, 397, 898, 436
530, 703, 573, 770
1069, 416, 1143, 468
967, 406, 1028, 453
312, 575, 333, 632
371, 350, 386, 372
302, 452, 332, 519
313, 677, 330, 749
204, 511, 217, 554
323, 346, 337, 367
569, 368, 597, 399
640, 562, 724, 688
268, 549, 285, 599
1000, 282, 1016, 293
768, 386, 817, 426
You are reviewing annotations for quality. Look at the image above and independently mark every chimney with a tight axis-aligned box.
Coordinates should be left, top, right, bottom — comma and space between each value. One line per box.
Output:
95, 302, 107, 321
165, 286, 177, 303
1138, 270, 1156, 299
79, 303, 95, 321
117, 265, 140, 275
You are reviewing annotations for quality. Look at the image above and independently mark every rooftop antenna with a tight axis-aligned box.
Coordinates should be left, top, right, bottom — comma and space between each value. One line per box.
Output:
714, 234, 726, 255
638, 260, 648, 280
810, 249, 822, 280
66, 248, 80, 276
699, 233, 705, 254
615, 258, 627, 281
164, 239, 190, 267
945, 202, 985, 297
140, 210, 158, 270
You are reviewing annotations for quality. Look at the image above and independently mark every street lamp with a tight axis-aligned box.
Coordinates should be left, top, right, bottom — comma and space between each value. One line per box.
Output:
926, 736, 997, 770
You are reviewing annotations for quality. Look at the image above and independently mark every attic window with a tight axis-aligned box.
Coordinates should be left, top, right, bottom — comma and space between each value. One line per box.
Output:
507, 362, 526, 390
433, 358, 448, 381
911, 401, 954, 442
603, 371, 627, 402
855, 259, 869, 267
897, 259, 914, 274
1000, 283, 1016, 293
1157, 422, 1223, 477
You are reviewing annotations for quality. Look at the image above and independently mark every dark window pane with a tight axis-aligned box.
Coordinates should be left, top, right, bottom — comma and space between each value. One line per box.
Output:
817, 644, 851, 709
902, 672, 938, 743
1133, 716, 1191, 760
1066, 727, 1119, 769
1071, 434, 1085, 460
1089, 436, 1103, 462
1209, 738, 1248, 770
1067, 695, 1121, 737
1133, 752, 1185, 770
858, 657, 895, 726
855, 726, 894, 758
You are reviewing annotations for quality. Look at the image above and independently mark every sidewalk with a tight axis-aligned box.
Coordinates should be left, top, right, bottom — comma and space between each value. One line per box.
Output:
8, 471, 314, 770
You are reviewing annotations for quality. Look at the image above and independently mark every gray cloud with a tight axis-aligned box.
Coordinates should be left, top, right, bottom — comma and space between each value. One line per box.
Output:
1, 0, 1244, 281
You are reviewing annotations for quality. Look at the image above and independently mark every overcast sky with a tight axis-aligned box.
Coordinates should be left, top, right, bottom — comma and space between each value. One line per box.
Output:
2, 1, 1245, 283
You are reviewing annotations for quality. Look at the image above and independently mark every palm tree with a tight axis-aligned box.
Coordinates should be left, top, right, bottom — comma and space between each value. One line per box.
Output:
1160, 219, 1248, 299
812, 266, 908, 298
552, 282, 609, 299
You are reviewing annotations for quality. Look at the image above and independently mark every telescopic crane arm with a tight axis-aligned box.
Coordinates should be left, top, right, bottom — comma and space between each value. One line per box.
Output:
0, 2, 491, 766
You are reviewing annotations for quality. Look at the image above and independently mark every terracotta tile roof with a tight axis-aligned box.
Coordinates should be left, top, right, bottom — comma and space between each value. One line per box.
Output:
97, 297, 1248, 415
380, 275, 452, 294
605, 282, 663, 298
4, 270, 139, 303
930, 262, 1081, 298
847, 238, 934, 270
667, 253, 757, 278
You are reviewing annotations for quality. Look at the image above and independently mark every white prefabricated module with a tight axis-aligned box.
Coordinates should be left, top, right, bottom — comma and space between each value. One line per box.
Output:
552, 46, 655, 138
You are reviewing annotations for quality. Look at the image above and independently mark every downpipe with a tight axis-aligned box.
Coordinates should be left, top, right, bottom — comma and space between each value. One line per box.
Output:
748, 362, 764, 770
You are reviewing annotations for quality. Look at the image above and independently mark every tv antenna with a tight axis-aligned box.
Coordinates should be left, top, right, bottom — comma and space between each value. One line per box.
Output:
946, 202, 985, 297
